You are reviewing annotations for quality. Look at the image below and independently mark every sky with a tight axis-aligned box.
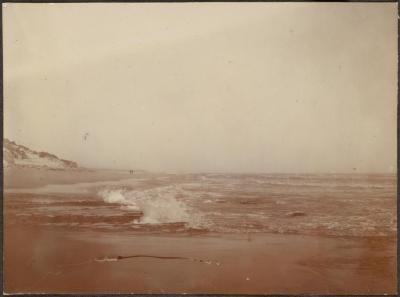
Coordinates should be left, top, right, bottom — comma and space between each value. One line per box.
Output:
3, 3, 397, 173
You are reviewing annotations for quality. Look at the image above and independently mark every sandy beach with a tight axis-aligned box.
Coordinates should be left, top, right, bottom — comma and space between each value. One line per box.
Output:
4, 166, 135, 189
4, 224, 396, 294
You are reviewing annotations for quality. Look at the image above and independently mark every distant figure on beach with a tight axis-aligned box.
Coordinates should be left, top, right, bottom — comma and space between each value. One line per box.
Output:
129, 170, 134, 175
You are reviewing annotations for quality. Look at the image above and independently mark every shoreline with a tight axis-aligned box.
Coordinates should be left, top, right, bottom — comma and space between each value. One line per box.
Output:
4, 166, 396, 189
3, 168, 397, 294
3, 167, 135, 189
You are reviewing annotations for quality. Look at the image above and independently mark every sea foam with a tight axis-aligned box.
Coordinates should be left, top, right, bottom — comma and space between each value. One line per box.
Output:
99, 186, 205, 228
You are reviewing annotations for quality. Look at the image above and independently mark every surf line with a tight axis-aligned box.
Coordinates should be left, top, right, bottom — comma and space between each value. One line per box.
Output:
95, 255, 221, 266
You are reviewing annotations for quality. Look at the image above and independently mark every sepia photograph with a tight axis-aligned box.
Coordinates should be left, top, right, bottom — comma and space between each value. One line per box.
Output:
2, 2, 398, 294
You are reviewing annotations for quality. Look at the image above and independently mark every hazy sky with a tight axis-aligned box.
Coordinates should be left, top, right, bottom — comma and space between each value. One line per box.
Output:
3, 3, 397, 173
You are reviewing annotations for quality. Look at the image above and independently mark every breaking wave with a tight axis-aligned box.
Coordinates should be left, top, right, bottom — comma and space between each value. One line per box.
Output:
98, 186, 206, 229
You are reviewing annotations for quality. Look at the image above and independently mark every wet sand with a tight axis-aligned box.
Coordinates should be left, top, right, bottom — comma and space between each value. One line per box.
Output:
4, 167, 136, 189
4, 224, 396, 294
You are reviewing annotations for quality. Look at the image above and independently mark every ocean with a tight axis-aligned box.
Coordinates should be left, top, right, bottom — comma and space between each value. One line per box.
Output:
5, 173, 397, 237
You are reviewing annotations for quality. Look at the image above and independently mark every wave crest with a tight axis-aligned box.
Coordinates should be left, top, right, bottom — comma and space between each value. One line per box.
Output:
99, 186, 205, 228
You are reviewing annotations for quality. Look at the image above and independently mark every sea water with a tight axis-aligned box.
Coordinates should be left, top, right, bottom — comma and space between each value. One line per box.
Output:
4, 173, 397, 237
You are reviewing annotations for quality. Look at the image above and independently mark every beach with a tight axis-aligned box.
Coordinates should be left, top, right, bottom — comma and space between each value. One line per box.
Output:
3, 168, 397, 294
4, 225, 397, 294
4, 2, 398, 294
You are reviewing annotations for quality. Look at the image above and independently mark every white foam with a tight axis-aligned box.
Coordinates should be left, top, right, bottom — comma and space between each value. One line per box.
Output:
99, 186, 205, 228
95, 256, 118, 262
